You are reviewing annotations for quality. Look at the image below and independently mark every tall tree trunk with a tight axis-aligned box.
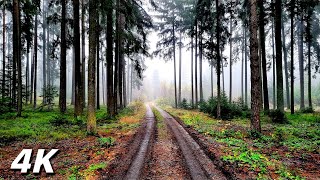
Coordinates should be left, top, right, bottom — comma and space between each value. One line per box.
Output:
290, 0, 295, 114
114, 0, 120, 112
221, 57, 225, 93
191, 35, 194, 107
71, 48, 75, 105
81, 0, 86, 107
123, 58, 127, 107
118, 14, 124, 109
33, 15, 38, 109
244, 25, 248, 107
241, 28, 244, 104
173, 22, 177, 108
216, 0, 221, 119
59, 0, 67, 113
298, 17, 305, 109
275, 0, 284, 111
26, 41, 30, 104
96, 16, 100, 110
74, 0, 83, 116
306, 9, 312, 109
102, 61, 105, 105
2, 7, 5, 100
178, 33, 182, 105
258, 0, 269, 112
281, 14, 290, 109
195, 22, 198, 106
13, 0, 22, 116
199, 30, 203, 102
87, 0, 97, 134
229, 12, 232, 103
249, 0, 261, 133
272, 20, 276, 109
106, 0, 115, 117
42, 10, 47, 105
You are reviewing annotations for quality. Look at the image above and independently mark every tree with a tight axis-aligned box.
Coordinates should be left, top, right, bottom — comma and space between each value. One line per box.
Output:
106, 0, 115, 117
33, 14, 38, 109
2, 6, 5, 100
290, 0, 295, 114
59, 0, 67, 113
249, 0, 261, 133
74, 0, 83, 116
258, 0, 269, 112
275, 0, 284, 111
13, 0, 22, 116
216, 0, 221, 119
87, 0, 97, 134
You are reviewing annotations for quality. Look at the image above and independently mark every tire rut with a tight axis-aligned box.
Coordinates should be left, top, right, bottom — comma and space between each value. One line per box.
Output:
154, 106, 227, 180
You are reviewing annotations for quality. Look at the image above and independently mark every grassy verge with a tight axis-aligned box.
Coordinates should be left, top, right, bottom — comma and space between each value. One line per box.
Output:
166, 108, 319, 180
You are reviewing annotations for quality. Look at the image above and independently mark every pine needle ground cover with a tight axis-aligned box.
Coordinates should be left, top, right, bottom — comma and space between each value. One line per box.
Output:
166, 108, 320, 180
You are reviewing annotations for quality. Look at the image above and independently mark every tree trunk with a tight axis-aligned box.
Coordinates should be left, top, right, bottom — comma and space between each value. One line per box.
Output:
106, 0, 115, 117
87, 0, 97, 134
173, 22, 177, 108
195, 22, 198, 106
229, 12, 232, 103
290, 0, 295, 114
123, 58, 127, 107
96, 16, 100, 110
118, 14, 124, 109
42, 10, 47, 105
191, 35, 194, 107
178, 33, 182, 105
74, 0, 83, 116
13, 0, 22, 116
59, 0, 67, 113
102, 61, 105, 105
275, 0, 284, 111
33, 15, 38, 109
281, 14, 290, 109
272, 20, 276, 109
26, 41, 30, 104
216, 0, 221, 119
2, 7, 5, 100
249, 0, 261, 133
306, 10, 312, 109
81, 0, 86, 107
241, 27, 244, 103
199, 30, 203, 102
258, 0, 269, 112
114, 0, 120, 112
244, 25, 248, 107
298, 17, 305, 109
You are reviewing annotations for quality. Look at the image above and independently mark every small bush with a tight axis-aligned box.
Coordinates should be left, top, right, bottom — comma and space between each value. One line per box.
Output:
49, 115, 70, 126
299, 107, 314, 113
199, 93, 246, 120
269, 109, 288, 123
98, 137, 116, 147
180, 98, 191, 109
0, 97, 13, 114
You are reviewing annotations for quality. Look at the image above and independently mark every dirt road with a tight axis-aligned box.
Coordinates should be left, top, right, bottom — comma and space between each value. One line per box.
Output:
109, 105, 228, 179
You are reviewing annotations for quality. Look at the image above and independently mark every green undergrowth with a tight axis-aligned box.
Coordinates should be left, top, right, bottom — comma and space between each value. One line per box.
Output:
166, 108, 319, 179
0, 102, 145, 146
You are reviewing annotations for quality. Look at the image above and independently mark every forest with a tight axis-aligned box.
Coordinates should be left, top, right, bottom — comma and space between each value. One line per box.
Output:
0, 0, 319, 179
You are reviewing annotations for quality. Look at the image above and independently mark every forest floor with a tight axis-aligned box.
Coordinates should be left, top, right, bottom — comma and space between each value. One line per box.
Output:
0, 103, 319, 180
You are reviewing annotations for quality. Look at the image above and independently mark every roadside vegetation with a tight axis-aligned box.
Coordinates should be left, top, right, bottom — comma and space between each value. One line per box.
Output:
166, 107, 319, 180
0, 101, 145, 179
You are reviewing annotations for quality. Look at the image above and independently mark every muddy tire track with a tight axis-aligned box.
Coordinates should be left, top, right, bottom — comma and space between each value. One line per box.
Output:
155, 106, 227, 180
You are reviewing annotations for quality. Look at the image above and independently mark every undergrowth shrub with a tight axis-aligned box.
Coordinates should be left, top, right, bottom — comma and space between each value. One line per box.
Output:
98, 137, 116, 148
0, 97, 13, 114
49, 115, 72, 126
199, 93, 247, 120
269, 109, 288, 123
299, 107, 314, 113
180, 98, 192, 109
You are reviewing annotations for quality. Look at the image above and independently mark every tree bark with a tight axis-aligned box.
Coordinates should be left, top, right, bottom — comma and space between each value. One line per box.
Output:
249, 0, 261, 132
258, 0, 269, 112
74, 0, 83, 116
191, 35, 194, 107
290, 0, 295, 114
272, 19, 276, 109
87, 0, 97, 134
13, 0, 22, 116
244, 24, 248, 107
106, 0, 115, 117
114, 0, 120, 111
2, 7, 5, 100
229, 9, 232, 103
281, 14, 290, 109
59, 0, 67, 113
173, 22, 177, 108
298, 17, 305, 109
42, 9, 47, 105
33, 15, 38, 109
178, 33, 182, 105
81, 0, 86, 107
195, 22, 198, 106
199, 30, 203, 102
216, 0, 221, 119
96, 15, 100, 110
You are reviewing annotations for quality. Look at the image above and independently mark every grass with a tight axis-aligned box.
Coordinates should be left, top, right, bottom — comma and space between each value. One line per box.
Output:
166, 108, 319, 180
